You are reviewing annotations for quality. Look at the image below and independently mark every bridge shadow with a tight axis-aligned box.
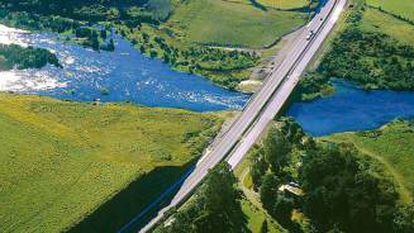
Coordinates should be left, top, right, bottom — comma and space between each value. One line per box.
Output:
68, 160, 196, 233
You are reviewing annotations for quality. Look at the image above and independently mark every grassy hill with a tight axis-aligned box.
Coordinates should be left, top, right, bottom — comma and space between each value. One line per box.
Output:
360, 7, 414, 45
166, 0, 307, 48
324, 120, 414, 203
0, 94, 223, 232
367, 0, 414, 21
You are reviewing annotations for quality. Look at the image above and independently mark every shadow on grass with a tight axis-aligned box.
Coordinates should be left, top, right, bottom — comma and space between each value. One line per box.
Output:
68, 160, 196, 233
248, 0, 267, 11
286, 0, 328, 13
285, 6, 312, 13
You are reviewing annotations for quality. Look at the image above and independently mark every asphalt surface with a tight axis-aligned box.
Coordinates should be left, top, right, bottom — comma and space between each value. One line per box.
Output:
137, 0, 346, 231
227, 0, 347, 168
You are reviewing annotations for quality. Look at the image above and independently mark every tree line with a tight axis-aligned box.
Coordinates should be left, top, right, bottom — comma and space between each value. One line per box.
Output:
1, 0, 172, 23
118, 24, 259, 89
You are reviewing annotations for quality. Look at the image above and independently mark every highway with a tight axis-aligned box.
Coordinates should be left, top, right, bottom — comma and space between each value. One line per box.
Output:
227, 0, 347, 168
136, 0, 347, 231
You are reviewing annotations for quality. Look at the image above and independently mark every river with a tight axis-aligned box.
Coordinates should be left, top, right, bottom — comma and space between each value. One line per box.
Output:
2, 25, 414, 135
287, 80, 414, 136
0, 24, 249, 112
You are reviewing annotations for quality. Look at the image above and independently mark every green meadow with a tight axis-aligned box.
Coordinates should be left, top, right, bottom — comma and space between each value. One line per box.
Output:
0, 94, 222, 232
166, 0, 307, 48
367, 0, 414, 21
360, 7, 414, 45
325, 120, 414, 203
258, 0, 308, 9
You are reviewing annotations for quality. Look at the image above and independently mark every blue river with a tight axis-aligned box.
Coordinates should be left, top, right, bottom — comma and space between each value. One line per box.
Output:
2, 25, 414, 135
1, 27, 248, 112
287, 80, 414, 136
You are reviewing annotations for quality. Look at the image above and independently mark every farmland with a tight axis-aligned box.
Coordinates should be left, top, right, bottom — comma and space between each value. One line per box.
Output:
0, 94, 223, 232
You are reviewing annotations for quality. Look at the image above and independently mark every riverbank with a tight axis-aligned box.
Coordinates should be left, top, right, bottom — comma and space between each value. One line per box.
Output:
295, 0, 414, 101
0, 0, 311, 91
286, 0, 414, 136
0, 23, 249, 112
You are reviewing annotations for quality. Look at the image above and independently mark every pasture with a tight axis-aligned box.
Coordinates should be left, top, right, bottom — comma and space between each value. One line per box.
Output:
360, 8, 414, 45
0, 94, 222, 232
258, 0, 308, 9
166, 0, 307, 48
367, 0, 414, 21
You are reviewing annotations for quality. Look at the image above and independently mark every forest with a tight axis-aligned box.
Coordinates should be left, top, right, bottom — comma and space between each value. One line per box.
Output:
0, 0, 171, 22
153, 118, 414, 233
248, 118, 414, 233
154, 163, 247, 233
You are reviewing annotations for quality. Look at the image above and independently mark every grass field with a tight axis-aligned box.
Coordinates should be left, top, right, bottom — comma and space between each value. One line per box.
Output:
0, 94, 222, 232
360, 7, 414, 45
367, 0, 414, 21
324, 120, 414, 203
258, 0, 307, 9
166, 0, 307, 48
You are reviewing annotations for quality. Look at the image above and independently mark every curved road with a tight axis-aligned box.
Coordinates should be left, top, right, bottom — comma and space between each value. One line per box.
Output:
131, 0, 347, 231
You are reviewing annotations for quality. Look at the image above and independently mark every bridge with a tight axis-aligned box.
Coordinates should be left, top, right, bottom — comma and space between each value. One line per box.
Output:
119, 0, 347, 231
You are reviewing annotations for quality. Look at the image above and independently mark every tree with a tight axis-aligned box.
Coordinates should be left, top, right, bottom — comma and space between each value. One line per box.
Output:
280, 117, 305, 146
156, 163, 247, 233
259, 172, 280, 211
272, 192, 295, 226
107, 39, 115, 51
394, 203, 414, 233
249, 148, 268, 189
300, 144, 399, 233
263, 127, 291, 172
150, 49, 158, 58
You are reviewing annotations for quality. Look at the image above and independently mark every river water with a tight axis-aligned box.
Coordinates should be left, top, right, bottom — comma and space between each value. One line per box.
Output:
287, 80, 414, 136
0, 24, 249, 112
2, 25, 414, 135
